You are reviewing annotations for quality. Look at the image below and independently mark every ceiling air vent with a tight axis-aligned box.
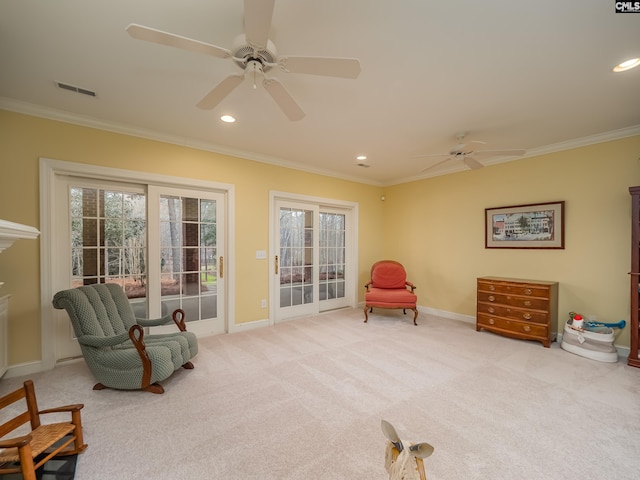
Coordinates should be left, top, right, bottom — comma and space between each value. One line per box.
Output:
56, 82, 97, 97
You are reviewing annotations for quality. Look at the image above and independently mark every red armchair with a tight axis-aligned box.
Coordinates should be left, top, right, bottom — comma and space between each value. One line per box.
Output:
364, 260, 418, 325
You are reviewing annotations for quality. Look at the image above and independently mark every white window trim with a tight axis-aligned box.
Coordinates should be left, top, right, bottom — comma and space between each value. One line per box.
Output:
39, 157, 235, 370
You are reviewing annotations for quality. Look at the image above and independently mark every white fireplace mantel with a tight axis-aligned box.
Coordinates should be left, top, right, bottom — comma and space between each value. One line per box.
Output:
0, 220, 39, 377
0, 219, 40, 254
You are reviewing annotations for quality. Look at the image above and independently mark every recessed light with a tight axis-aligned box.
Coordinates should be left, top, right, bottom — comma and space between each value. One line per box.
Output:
220, 115, 236, 123
613, 58, 640, 73
356, 155, 369, 167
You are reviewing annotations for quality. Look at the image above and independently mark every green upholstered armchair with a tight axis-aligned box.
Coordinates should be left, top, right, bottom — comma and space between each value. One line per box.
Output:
52, 283, 198, 394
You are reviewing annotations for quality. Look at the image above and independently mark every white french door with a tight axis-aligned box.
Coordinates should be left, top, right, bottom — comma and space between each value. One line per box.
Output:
276, 201, 317, 320
51, 178, 151, 359
50, 176, 226, 362
272, 195, 356, 322
147, 186, 225, 337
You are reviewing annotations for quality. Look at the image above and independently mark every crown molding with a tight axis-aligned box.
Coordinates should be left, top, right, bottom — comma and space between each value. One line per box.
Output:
2, 97, 636, 188
0, 97, 383, 187
387, 124, 640, 186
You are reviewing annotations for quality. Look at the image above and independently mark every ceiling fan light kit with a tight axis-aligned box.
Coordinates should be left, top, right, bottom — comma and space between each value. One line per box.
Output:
126, 0, 361, 121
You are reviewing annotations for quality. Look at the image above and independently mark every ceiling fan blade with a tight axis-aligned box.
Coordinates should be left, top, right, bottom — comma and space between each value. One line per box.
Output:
463, 156, 484, 169
263, 78, 305, 121
411, 153, 449, 159
126, 24, 231, 59
420, 157, 452, 173
473, 149, 526, 157
244, 0, 275, 49
196, 75, 245, 110
279, 57, 362, 79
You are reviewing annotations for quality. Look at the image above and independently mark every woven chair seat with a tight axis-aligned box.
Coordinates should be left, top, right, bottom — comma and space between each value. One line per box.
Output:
0, 380, 86, 480
0, 422, 76, 463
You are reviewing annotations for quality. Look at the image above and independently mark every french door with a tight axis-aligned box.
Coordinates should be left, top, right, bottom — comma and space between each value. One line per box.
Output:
147, 186, 225, 337
273, 196, 356, 322
51, 177, 226, 361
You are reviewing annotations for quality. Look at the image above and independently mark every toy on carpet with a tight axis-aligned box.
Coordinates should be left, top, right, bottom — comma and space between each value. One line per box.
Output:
560, 312, 626, 363
381, 419, 434, 480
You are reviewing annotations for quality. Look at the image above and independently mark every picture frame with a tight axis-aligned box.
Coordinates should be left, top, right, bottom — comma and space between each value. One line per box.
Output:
485, 201, 565, 249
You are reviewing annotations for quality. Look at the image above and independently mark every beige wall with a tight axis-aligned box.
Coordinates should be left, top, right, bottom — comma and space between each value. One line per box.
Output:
382, 135, 640, 347
0, 110, 384, 365
1, 109, 638, 368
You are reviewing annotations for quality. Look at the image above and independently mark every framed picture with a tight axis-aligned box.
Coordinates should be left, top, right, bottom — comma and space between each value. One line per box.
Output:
485, 201, 565, 249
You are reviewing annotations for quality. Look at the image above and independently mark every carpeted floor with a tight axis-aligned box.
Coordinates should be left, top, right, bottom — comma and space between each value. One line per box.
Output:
1, 308, 640, 479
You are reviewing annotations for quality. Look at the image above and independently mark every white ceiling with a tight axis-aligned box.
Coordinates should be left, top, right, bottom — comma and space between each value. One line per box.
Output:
1, 0, 639, 186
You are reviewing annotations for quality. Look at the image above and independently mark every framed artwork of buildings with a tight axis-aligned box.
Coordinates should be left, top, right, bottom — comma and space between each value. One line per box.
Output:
485, 201, 565, 249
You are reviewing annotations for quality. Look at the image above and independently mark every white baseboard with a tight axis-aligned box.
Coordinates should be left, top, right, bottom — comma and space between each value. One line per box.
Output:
228, 318, 270, 333
410, 305, 635, 361
418, 305, 476, 324
616, 345, 630, 359
359, 302, 476, 325
3, 360, 43, 379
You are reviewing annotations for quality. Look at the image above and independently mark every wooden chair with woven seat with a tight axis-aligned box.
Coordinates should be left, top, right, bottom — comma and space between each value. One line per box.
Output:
0, 379, 87, 480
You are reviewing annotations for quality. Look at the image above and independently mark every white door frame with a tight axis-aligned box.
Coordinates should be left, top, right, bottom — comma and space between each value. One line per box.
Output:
39, 158, 235, 370
268, 190, 358, 325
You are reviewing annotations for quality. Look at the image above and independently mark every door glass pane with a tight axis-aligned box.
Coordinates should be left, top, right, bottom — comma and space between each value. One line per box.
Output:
279, 207, 314, 308
160, 195, 218, 322
319, 212, 346, 302
70, 186, 147, 315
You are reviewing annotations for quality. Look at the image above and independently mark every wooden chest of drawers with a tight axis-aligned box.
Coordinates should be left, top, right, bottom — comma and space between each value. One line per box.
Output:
476, 276, 558, 348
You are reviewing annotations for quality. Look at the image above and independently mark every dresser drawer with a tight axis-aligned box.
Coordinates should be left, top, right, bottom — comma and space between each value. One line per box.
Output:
477, 291, 550, 311
477, 277, 558, 348
477, 280, 550, 298
477, 302, 549, 324
477, 313, 548, 338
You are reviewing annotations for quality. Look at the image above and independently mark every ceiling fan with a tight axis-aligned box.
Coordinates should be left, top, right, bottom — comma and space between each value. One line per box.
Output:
126, 0, 361, 121
414, 132, 526, 172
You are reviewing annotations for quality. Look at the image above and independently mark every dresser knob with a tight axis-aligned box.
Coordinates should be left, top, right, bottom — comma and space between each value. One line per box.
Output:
488, 295, 495, 302
523, 325, 531, 332
524, 300, 532, 306
488, 318, 495, 325
489, 285, 495, 291
488, 307, 495, 313
524, 288, 532, 295
523, 313, 532, 320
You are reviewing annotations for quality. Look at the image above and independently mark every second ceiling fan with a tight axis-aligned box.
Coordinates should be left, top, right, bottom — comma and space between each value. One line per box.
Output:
126, 0, 361, 121
415, 132, 526, 172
